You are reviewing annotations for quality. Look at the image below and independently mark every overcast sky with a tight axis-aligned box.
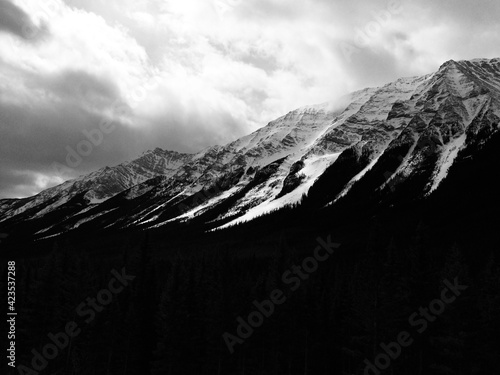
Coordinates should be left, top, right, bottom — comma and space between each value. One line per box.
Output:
0, 0, 498, 198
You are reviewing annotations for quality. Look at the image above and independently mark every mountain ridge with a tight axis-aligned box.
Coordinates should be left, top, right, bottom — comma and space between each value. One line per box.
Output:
1, 57, 499, 240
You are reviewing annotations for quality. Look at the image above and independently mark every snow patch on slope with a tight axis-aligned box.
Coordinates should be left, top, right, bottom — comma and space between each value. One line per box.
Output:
427, 133, 467, 194
219, 153, 341, 229
330, 151, 385, 205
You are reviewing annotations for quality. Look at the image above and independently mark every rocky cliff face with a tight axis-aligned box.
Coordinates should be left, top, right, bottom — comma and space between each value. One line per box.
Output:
1, 58, 499, 239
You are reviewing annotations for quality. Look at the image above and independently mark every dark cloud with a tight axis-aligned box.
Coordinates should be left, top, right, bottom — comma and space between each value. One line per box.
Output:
35, 70, 124, 116
0, 98, 138, 197
0, 167, 39, 198
0, 100, 247, 198
0, 68, 130, 197
49, 71, 119, 103
0, 65, 248, 198
0, 0, 48, 41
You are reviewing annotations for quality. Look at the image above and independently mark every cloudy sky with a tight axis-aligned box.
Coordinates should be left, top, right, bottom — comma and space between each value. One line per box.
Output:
0, 0, 498, 198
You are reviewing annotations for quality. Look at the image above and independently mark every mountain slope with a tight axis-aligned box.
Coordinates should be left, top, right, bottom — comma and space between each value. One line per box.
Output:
0, 149, 193, 229
1, 58, 499, 240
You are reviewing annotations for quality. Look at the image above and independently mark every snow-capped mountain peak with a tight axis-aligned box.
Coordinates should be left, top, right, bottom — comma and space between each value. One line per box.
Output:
2, 58, 500, 239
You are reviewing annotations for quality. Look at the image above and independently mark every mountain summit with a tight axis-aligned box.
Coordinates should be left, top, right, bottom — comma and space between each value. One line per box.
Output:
2, 58, 500, 240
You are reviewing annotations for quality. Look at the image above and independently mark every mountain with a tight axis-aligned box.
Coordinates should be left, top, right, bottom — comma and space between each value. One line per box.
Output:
1, 57, 500, 241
